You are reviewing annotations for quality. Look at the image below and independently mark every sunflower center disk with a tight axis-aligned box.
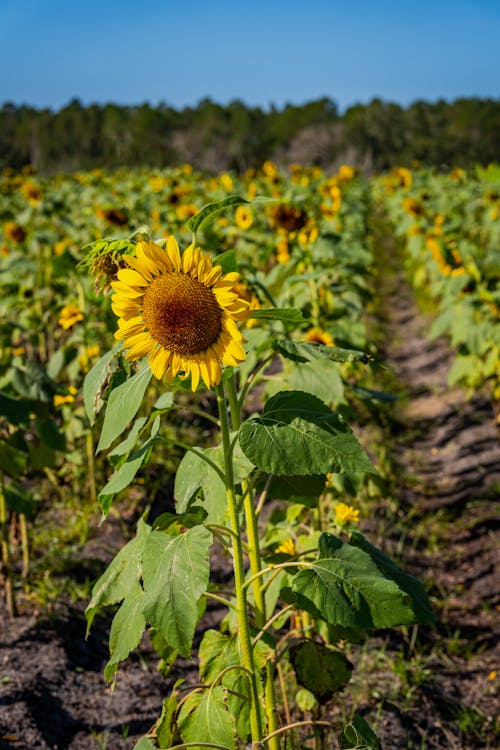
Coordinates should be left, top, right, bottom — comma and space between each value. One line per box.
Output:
141, 272, 223, 355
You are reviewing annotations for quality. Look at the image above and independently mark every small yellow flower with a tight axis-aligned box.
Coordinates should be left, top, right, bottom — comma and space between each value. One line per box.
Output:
3, 221, 26, 243
334, 502, 360, 526
220, 173, 233, 192
276, 236, 290, 264
275, 538, 296, 556
305, 327, 334, 347
21, 180, 42, 205
54, 393, 75, 407
58, 304, 84, 330
262, 160, 278, 178
337, 164, 357, 182
12, 346, 25, 356
235, 205, 253, 230
488, 671, 497, 680
175, 203, 199, 221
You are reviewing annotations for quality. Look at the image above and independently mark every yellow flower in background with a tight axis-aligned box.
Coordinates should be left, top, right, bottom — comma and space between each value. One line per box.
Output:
276, 236, 290, 264
58, 304, 84, 330
220, 173, 233, 191
337, 164, 357, 182
53, 385, 78, 407
3, 221, 27, 243
112, 238, 248, 390
275, 538, 296, 556
403, 197, 425, 218
78, 344, 100, 371
305, 327, 334, 347
334, 503, 360, 525
21, 180, 42, 205
149, 176, 164, 192
262, 160, 278, 178
235, 205, 253, 230
12, 346, 25, 356
175, 203, 198, 221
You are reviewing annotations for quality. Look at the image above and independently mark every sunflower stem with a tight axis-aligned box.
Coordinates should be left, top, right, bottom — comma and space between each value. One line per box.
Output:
216, 384, 263, 746
226, 373, 281, 750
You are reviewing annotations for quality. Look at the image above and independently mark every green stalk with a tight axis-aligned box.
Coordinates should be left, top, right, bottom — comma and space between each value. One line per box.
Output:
0, 476, 15, 617
226, 374, 280, 749
216, 385, 263, 746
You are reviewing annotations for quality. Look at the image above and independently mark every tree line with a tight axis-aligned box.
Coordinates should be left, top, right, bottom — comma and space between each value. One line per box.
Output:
1, 96, 499, 174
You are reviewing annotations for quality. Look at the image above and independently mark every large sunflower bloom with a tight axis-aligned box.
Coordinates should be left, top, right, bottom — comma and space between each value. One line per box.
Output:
111, 237, 248, 390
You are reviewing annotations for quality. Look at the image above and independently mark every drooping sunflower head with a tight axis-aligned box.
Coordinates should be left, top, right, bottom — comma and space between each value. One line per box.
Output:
111, 237, 249, 390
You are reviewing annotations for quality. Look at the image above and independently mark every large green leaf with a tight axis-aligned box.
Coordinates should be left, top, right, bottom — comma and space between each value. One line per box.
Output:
289, 640, 353, 701
273, 339, 370, 364
141, 526, 212, 656
349, 532, 435, 625
175, 442, 254, 524
178, 685, 237, 750
239, 391, 376, 476
85, 518, 151, 632
287, 359, 344, 405
291, 533, 420, 628
0, 440, 28, 478
83, 344, 121, 424
187, 195, 249, 234
104, 580, 146, 682
97, 363, 152, 452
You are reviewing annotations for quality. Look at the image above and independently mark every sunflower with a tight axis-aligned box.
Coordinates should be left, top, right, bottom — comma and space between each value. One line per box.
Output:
304, 326, 334, 347
111, 237, 249, 390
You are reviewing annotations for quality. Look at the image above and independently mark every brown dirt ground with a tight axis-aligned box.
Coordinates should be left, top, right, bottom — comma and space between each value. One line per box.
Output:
1, 271, 499, 750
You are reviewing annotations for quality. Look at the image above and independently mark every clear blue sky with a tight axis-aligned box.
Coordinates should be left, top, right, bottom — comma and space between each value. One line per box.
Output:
1, 0, 499, 111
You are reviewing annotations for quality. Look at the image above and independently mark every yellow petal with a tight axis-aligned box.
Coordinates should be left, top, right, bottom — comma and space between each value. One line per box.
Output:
117, 268, 149, 287
182, 243, 195, 274
111, 281, 144, 299
166, 236, 181, 271
190, 361, 200, 391
123, 253, 153, 281
148, 347, 170, 379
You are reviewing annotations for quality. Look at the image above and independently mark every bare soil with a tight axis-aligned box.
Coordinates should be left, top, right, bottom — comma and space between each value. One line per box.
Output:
1, 267, 499, 750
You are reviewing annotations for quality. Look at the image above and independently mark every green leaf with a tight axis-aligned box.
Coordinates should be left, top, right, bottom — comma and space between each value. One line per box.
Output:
85, 518, 151, 633
289, 640, 353, 701
104, 579, 146, 682
98, 417, 160, 517
291, 534, 421, 628
178, 685, 237, 750
0, 391, 30, 422
249, 307, 306, 324
263, 473, 326, 504
141, 526, 212, 656
239, 391, 376, 476
349, 532, 435, 625
108, 416, 148, 461
97, 363, 152, 452
83, 344, 121, 424
132, 739, 156, 750
3, 483, 37, 517
287, 359, 344, 405
0, 440, 28, 478
175, 442, 253, 524
273, 339, 369, 364
187, 195, 249, 234
338, 714, 382, 750
214, 249, 238, 274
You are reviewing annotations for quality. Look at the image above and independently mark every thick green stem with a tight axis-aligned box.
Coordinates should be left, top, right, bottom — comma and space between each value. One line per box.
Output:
226, 375, 280, 749
216, 385, 263, 746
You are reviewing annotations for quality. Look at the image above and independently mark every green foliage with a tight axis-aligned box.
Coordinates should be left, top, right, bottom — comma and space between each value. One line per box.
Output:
338, 714, 381, 750
239, 391, 376, 476
178, 686, 237, 750
289, 640, 353, 701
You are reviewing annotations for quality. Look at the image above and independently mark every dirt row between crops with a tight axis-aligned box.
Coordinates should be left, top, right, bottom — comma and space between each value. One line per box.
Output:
1, 258, 500, 750
368, 260, 500, 749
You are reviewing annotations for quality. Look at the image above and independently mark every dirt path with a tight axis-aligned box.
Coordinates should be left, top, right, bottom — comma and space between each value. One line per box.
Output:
369, 254, 500, 749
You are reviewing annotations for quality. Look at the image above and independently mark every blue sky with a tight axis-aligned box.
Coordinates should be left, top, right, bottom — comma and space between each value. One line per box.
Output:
0, 0, 499, 111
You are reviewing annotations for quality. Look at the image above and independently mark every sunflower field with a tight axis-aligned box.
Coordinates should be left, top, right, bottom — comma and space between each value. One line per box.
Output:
0, 163, 499, 750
